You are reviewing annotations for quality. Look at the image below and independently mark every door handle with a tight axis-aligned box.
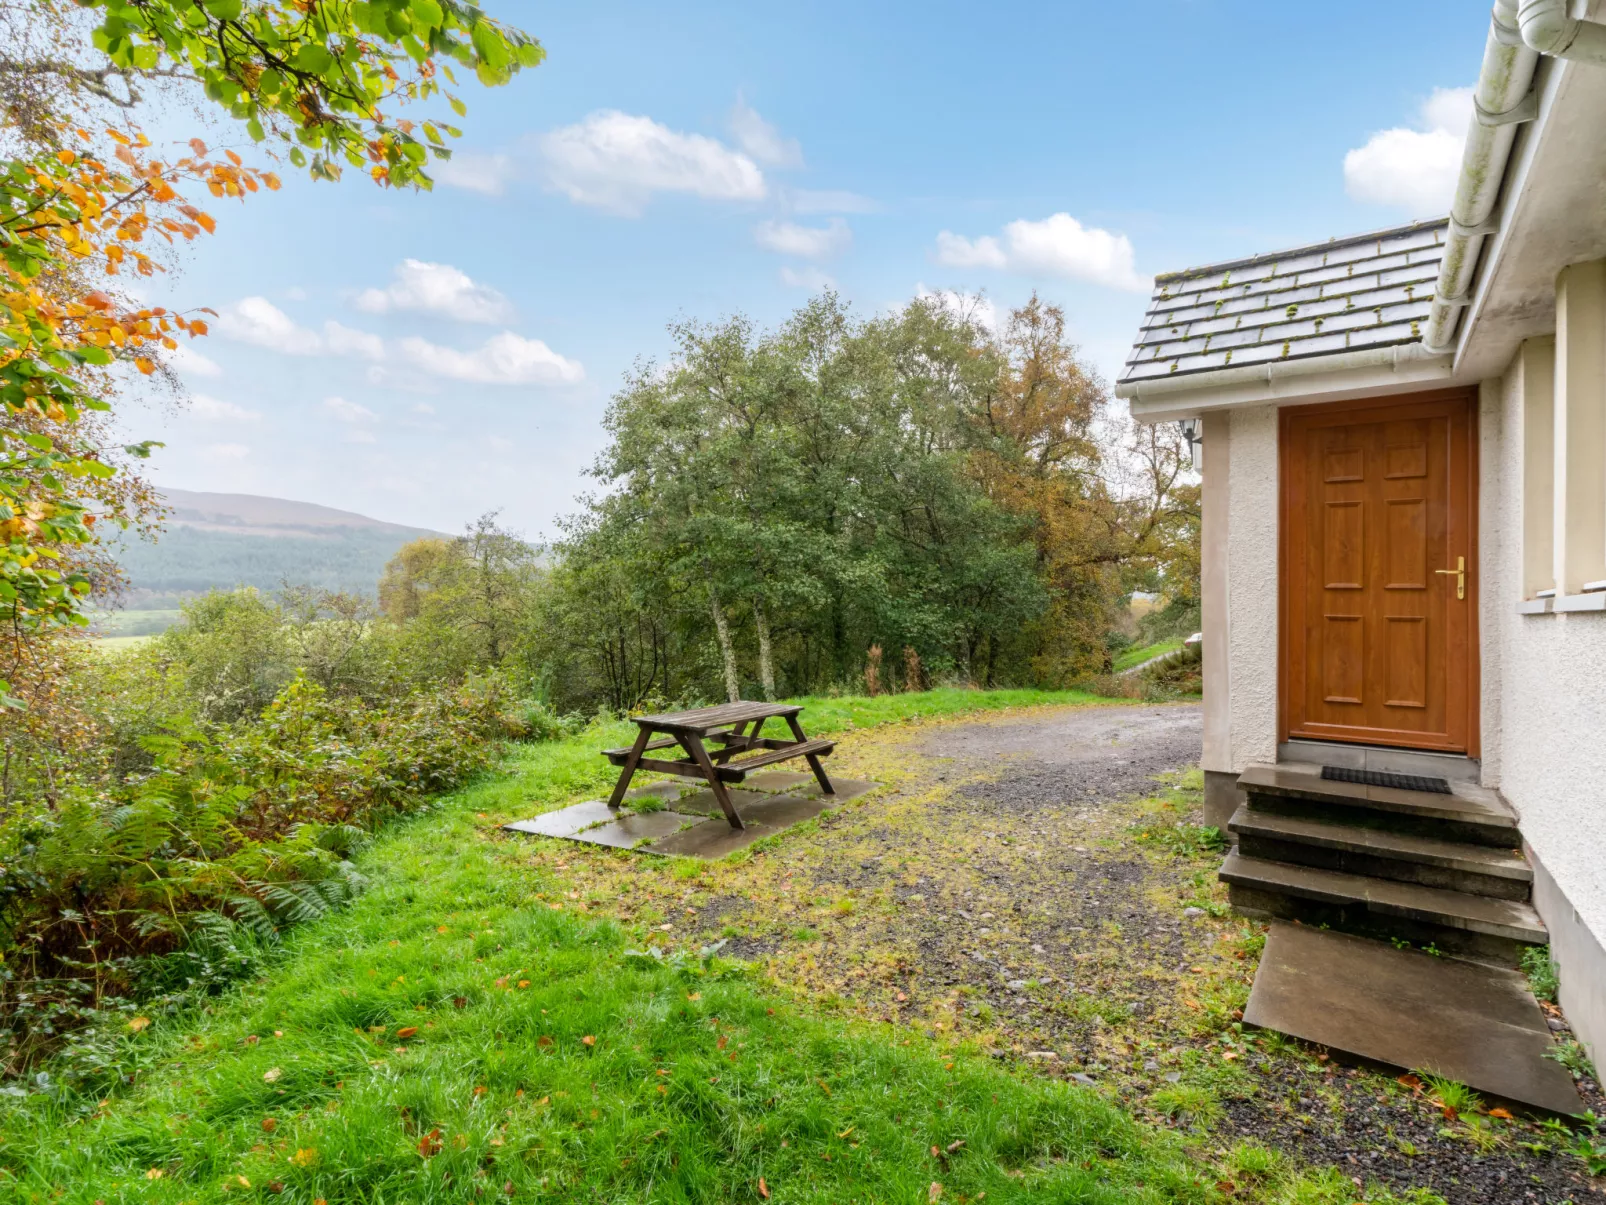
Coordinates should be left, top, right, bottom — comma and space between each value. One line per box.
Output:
1435, 556, 1466, 600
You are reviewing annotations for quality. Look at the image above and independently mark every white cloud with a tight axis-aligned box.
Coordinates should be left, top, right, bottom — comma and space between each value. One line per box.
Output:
323, 396, 378, 424
164, 341, 222, 378
189, 394, 261, 423
728, 97, 802, 168
754, 218, 851, 260
203, 442, 251, 461
933, 213, 1146, 292
915, 286, 998, 334
779, 266, 836, 291
398, 331, 585, 386
355, 260, 514, 324
411, 402, 436, 415
218, 297, 322, 355
217, 297, 384, 360
435, 150, 514, 196
539, 110, 766, 216
323, 321, 385, 360
1344, 86, 1472, 212
789, 188, 877, 215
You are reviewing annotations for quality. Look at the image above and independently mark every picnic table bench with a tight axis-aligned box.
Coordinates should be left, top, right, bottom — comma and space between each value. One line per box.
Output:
602, 701, 835, 830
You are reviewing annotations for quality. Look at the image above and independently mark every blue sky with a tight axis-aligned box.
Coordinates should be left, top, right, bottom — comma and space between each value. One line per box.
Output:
133, 0, 1488, 538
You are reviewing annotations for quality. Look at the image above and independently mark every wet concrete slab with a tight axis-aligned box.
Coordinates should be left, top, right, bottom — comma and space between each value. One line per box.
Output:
503, 799, 620, 839
1246, 922, 1585, 1115
566, 809, 702, 850
673, 788, 770, 816
646, 818, 783, 858
772, 777, 878, 802
742, 770, 816, 793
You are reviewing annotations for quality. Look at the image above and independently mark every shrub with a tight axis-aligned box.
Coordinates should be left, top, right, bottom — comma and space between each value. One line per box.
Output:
0, 672, 498, 1066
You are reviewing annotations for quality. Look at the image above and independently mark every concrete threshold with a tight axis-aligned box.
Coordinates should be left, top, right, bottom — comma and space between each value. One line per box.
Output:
1246, 923, 1584, 1116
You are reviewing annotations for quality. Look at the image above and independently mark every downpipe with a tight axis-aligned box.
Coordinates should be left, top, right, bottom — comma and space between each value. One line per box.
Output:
1513, 0, 1606, 64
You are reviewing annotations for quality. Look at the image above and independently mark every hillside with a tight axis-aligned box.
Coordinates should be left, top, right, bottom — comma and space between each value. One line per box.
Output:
110, 487, 446, 609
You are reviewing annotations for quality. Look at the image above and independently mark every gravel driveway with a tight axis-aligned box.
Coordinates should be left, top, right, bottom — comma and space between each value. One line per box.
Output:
507, 700, 1604, 1204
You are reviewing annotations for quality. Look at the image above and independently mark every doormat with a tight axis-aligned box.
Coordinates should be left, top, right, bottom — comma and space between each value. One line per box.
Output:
1320, 765, 1451, 795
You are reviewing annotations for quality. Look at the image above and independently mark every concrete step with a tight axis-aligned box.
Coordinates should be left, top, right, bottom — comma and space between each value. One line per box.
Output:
1247, 923, 1583, 1116
1238, 762, 1519, 848
1221, 850, 1546, 965
1229, 806, 1532, 901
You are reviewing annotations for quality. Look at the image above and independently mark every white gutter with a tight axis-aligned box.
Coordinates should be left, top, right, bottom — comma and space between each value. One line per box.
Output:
1117, 343, 1450, 405
1422, 5, 1541, 352
1426, 1, 1606, 352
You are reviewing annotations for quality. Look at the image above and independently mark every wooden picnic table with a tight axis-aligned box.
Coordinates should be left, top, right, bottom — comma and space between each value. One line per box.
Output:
602, 701, 836, 831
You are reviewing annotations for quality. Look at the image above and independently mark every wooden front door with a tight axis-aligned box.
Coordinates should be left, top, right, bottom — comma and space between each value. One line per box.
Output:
1280, 390, 1478, 754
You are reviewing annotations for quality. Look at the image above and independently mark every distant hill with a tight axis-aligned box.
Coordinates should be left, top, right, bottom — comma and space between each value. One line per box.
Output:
111, 488, 448, 606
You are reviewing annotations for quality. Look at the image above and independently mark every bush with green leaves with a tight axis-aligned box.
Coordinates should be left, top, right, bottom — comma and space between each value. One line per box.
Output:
0, 671, 499, 1066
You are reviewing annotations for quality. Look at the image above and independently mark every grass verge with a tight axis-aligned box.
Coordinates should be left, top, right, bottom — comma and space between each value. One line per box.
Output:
0, 715, 1216, 1203
1113, 641, 1184, 673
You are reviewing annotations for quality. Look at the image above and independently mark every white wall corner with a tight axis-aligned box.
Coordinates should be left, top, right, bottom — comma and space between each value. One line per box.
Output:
1226, 404, 1280, 770
1478, 377, 1505, 789
1200, 411, 1232, 774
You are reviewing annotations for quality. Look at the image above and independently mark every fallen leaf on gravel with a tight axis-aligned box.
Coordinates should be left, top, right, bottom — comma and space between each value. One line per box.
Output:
1397, 1074, 1421, 1088
1488, 1107, 1514, 1120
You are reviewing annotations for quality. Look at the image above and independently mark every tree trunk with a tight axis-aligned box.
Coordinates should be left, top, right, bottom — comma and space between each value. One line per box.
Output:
752, 598, 776, 701
706, 577, 741, 702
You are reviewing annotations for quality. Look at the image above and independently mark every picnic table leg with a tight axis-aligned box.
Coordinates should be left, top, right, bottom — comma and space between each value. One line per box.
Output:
681, 733, 745, 830
605, 727, 651, 809
785, 714, 836, 796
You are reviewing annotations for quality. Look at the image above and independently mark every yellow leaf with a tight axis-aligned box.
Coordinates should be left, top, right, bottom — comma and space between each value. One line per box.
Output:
127, 1016, 151, 1032
263, 1067, 282, 1083
145, 1168, 164, 1180
291, 1148, 319, 1167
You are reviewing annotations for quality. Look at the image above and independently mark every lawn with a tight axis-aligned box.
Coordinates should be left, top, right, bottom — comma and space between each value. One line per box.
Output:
1112, 640, 1184, 673
0, 691, 1220, 1203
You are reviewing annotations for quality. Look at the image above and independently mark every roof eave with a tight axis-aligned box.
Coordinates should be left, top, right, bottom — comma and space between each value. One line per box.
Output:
1116, 343, 1456, 421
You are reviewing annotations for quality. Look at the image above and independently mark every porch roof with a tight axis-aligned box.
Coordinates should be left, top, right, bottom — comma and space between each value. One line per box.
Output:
1117, 219, 1449, 387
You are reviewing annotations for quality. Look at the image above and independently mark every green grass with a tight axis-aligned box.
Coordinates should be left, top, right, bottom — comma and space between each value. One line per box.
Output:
783, 686, 1114, 734
0, 716, 1214, 1203
92, 634, 155, 653
1113, 640, 1184, 673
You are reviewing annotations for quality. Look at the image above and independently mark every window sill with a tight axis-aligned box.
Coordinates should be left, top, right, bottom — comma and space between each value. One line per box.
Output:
1521, 593, 1606, 615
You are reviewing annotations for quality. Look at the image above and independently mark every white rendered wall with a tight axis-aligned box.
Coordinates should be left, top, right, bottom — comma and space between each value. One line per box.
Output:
1485, 351, 1606, 1069
1218, 405, 1281, 772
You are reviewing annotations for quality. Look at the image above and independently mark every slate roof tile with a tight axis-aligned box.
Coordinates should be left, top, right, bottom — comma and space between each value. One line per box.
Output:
1120, 219, 1447, 384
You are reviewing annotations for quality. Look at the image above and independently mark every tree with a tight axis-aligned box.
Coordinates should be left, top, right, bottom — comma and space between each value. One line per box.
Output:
0, 0, 542, 703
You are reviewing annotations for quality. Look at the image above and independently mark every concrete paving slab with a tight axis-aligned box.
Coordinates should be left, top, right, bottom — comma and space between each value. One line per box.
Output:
1246, 922, 1584, 1115
774, 777, 878, 802
646, 818, 782, 858
673, 788, 770, 816
736, 793, 831, 828
503, 799, 620, 838
568, 810, 702, 850
742, 770, 816, 793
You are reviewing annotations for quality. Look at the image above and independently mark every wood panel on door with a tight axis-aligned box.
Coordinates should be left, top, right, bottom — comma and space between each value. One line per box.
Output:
1280, 391, 1478, 754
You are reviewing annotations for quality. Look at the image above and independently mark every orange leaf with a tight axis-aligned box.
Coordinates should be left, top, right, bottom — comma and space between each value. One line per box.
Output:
582, 1035, 596, 1047
396, 1027, 418, 1039
1488, 1107, 1515, 1120
758, 1178, 769, 1199
1396, 1074, 1422, 1089
537, 1036, 552, 1048
419, 1128, 442, 1158
134, 357, 155, 375
929, 1182, 943, 1202
261, 1118, 277, 1132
